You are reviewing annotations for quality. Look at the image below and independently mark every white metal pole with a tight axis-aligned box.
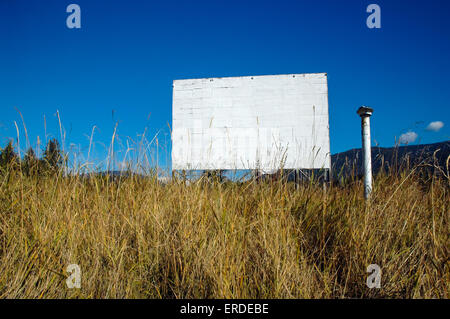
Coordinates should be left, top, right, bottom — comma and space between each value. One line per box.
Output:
357, 106, 374, 200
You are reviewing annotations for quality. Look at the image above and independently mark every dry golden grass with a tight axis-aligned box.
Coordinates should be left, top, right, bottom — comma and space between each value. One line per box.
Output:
0, 163, 448, 299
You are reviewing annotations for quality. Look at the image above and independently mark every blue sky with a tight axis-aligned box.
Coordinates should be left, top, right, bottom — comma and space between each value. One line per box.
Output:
0, 0, 449, 170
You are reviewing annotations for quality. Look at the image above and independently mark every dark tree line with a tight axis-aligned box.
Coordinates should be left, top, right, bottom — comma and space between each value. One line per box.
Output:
0, 138, 64, 176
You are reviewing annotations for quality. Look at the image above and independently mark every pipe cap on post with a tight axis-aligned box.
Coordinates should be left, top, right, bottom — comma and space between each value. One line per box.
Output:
357, 106, 374, 117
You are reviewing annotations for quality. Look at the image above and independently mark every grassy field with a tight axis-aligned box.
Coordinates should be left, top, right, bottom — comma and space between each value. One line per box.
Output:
0, 160, 448, 299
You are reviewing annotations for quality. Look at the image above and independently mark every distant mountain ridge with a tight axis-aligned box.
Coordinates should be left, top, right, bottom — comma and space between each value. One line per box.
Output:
331, 141, 450, 177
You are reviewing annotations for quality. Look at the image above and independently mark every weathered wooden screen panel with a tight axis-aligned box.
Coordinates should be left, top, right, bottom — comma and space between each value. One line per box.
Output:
172, 73, 330, 171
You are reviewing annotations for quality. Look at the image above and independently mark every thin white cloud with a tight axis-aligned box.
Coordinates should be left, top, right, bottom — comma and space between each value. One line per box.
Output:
425, 121, 444, 132
399, 131, 418, 144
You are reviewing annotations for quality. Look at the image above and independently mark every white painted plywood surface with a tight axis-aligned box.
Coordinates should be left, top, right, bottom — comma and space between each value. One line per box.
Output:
172, 73, 330, 170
